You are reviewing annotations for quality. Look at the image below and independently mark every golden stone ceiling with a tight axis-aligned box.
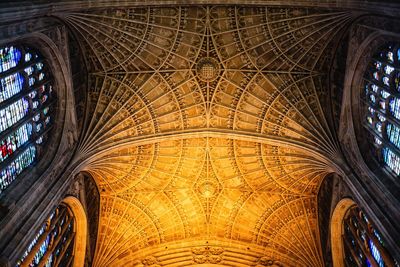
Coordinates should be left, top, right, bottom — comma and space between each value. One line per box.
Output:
60, 5, 351, 266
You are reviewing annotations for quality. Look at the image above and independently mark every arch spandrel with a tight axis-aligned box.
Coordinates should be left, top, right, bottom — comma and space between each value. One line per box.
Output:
61, 4, 352, 267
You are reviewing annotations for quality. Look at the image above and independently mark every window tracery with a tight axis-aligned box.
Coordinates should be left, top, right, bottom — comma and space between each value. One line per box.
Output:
342, 206, 397, 267
16, 204, 76, 267
0, 45, 54, 194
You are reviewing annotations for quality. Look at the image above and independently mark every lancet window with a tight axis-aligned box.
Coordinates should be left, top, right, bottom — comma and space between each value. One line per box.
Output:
0, 45, 54, 194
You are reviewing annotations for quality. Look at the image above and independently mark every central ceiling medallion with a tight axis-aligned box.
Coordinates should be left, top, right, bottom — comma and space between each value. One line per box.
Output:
198, 181, 217, 198
196, 57, 219, 82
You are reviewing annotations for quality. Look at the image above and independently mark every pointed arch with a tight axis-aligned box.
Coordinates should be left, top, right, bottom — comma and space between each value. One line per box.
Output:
331, 198, 356, 267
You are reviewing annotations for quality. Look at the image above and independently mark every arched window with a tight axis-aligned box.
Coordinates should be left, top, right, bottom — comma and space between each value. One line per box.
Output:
364, 44, 400, 176
0, 44, 54, 194
342, 206, 397, 267
16, 203, 76, 267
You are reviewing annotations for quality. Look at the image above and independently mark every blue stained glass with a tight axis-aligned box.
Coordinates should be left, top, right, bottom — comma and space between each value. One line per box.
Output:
398, 49, 400, 61
33, 113, 40, 122
381, 90, 390, 99
388, 51, 394, 62
362, 213, 369, 223
32, 234, 51, 265
375, 61, 382, 69
25, 53, 32, 62
377, 113, 386, 122
361, 232, 367, 241
24, 66, 34, 76
0, 45, 53, 197
383, 76, 390, 86
375, 137, 382, 145
0, 98, 29, 133
29, 77, 35, 86
0, 46, 21, 73
36, 62, 43, 70
372, 84, 379, 92
374, 72, 380, 80
376, 122, 382, 132
389, 98, 400, 119
16, 223, 47, 267
368, 107, 375, 114
383, 147, 400, 175
36, 136, 43, 144
384, 65, 394, 75
45, 254, 53, 267
0, 146, 36, 194
0, 72, 24, 103
369, 240, 384, 267
17, 205, 75, 267
32, 100, 39, 109
370, 94, 376, 103
29, 90, 37, 99
387, 123, 400, 149
374, 230, 384, 245
35, 123, 42, 132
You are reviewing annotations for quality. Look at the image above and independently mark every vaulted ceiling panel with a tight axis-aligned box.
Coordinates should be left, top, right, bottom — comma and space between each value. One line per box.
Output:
60, 5, 352, 266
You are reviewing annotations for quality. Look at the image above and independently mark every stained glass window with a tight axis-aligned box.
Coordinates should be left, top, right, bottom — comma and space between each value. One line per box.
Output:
16, 204, 75, 267
0, 45, 54, 194
364, 44, 400, 176
342, 206, 398, 267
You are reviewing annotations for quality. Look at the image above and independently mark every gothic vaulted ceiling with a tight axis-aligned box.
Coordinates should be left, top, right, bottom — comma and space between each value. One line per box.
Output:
59, 5, 352, 267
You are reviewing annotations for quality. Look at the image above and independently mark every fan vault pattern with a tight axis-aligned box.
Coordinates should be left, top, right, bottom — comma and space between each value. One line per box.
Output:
59, 6, 352, 266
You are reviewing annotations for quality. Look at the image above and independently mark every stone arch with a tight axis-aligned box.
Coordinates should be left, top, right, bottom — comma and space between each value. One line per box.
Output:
62, 196, 88, 267
330, 198, 356, 267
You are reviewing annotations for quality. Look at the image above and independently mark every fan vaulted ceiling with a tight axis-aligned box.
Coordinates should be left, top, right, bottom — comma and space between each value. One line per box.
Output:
60, 5, 351, 267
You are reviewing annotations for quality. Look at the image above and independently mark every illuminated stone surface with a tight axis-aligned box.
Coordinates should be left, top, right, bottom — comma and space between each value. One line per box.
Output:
60, 5, 351, 266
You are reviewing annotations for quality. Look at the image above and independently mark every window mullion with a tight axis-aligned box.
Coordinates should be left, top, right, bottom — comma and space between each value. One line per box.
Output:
342, 232, 364, 267
0, 79, 51, 111
37, 216, 74, 267
18, 208, 67, 267
53, 232, 75, 267
0, 58, 42, 78
0, 97, 55, 141
357, 217, 396, 267
347, 217, 380, 267
19, 224, 51, 267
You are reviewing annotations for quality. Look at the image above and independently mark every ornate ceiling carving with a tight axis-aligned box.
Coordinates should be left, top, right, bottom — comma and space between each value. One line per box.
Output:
59, 5, 352, 266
